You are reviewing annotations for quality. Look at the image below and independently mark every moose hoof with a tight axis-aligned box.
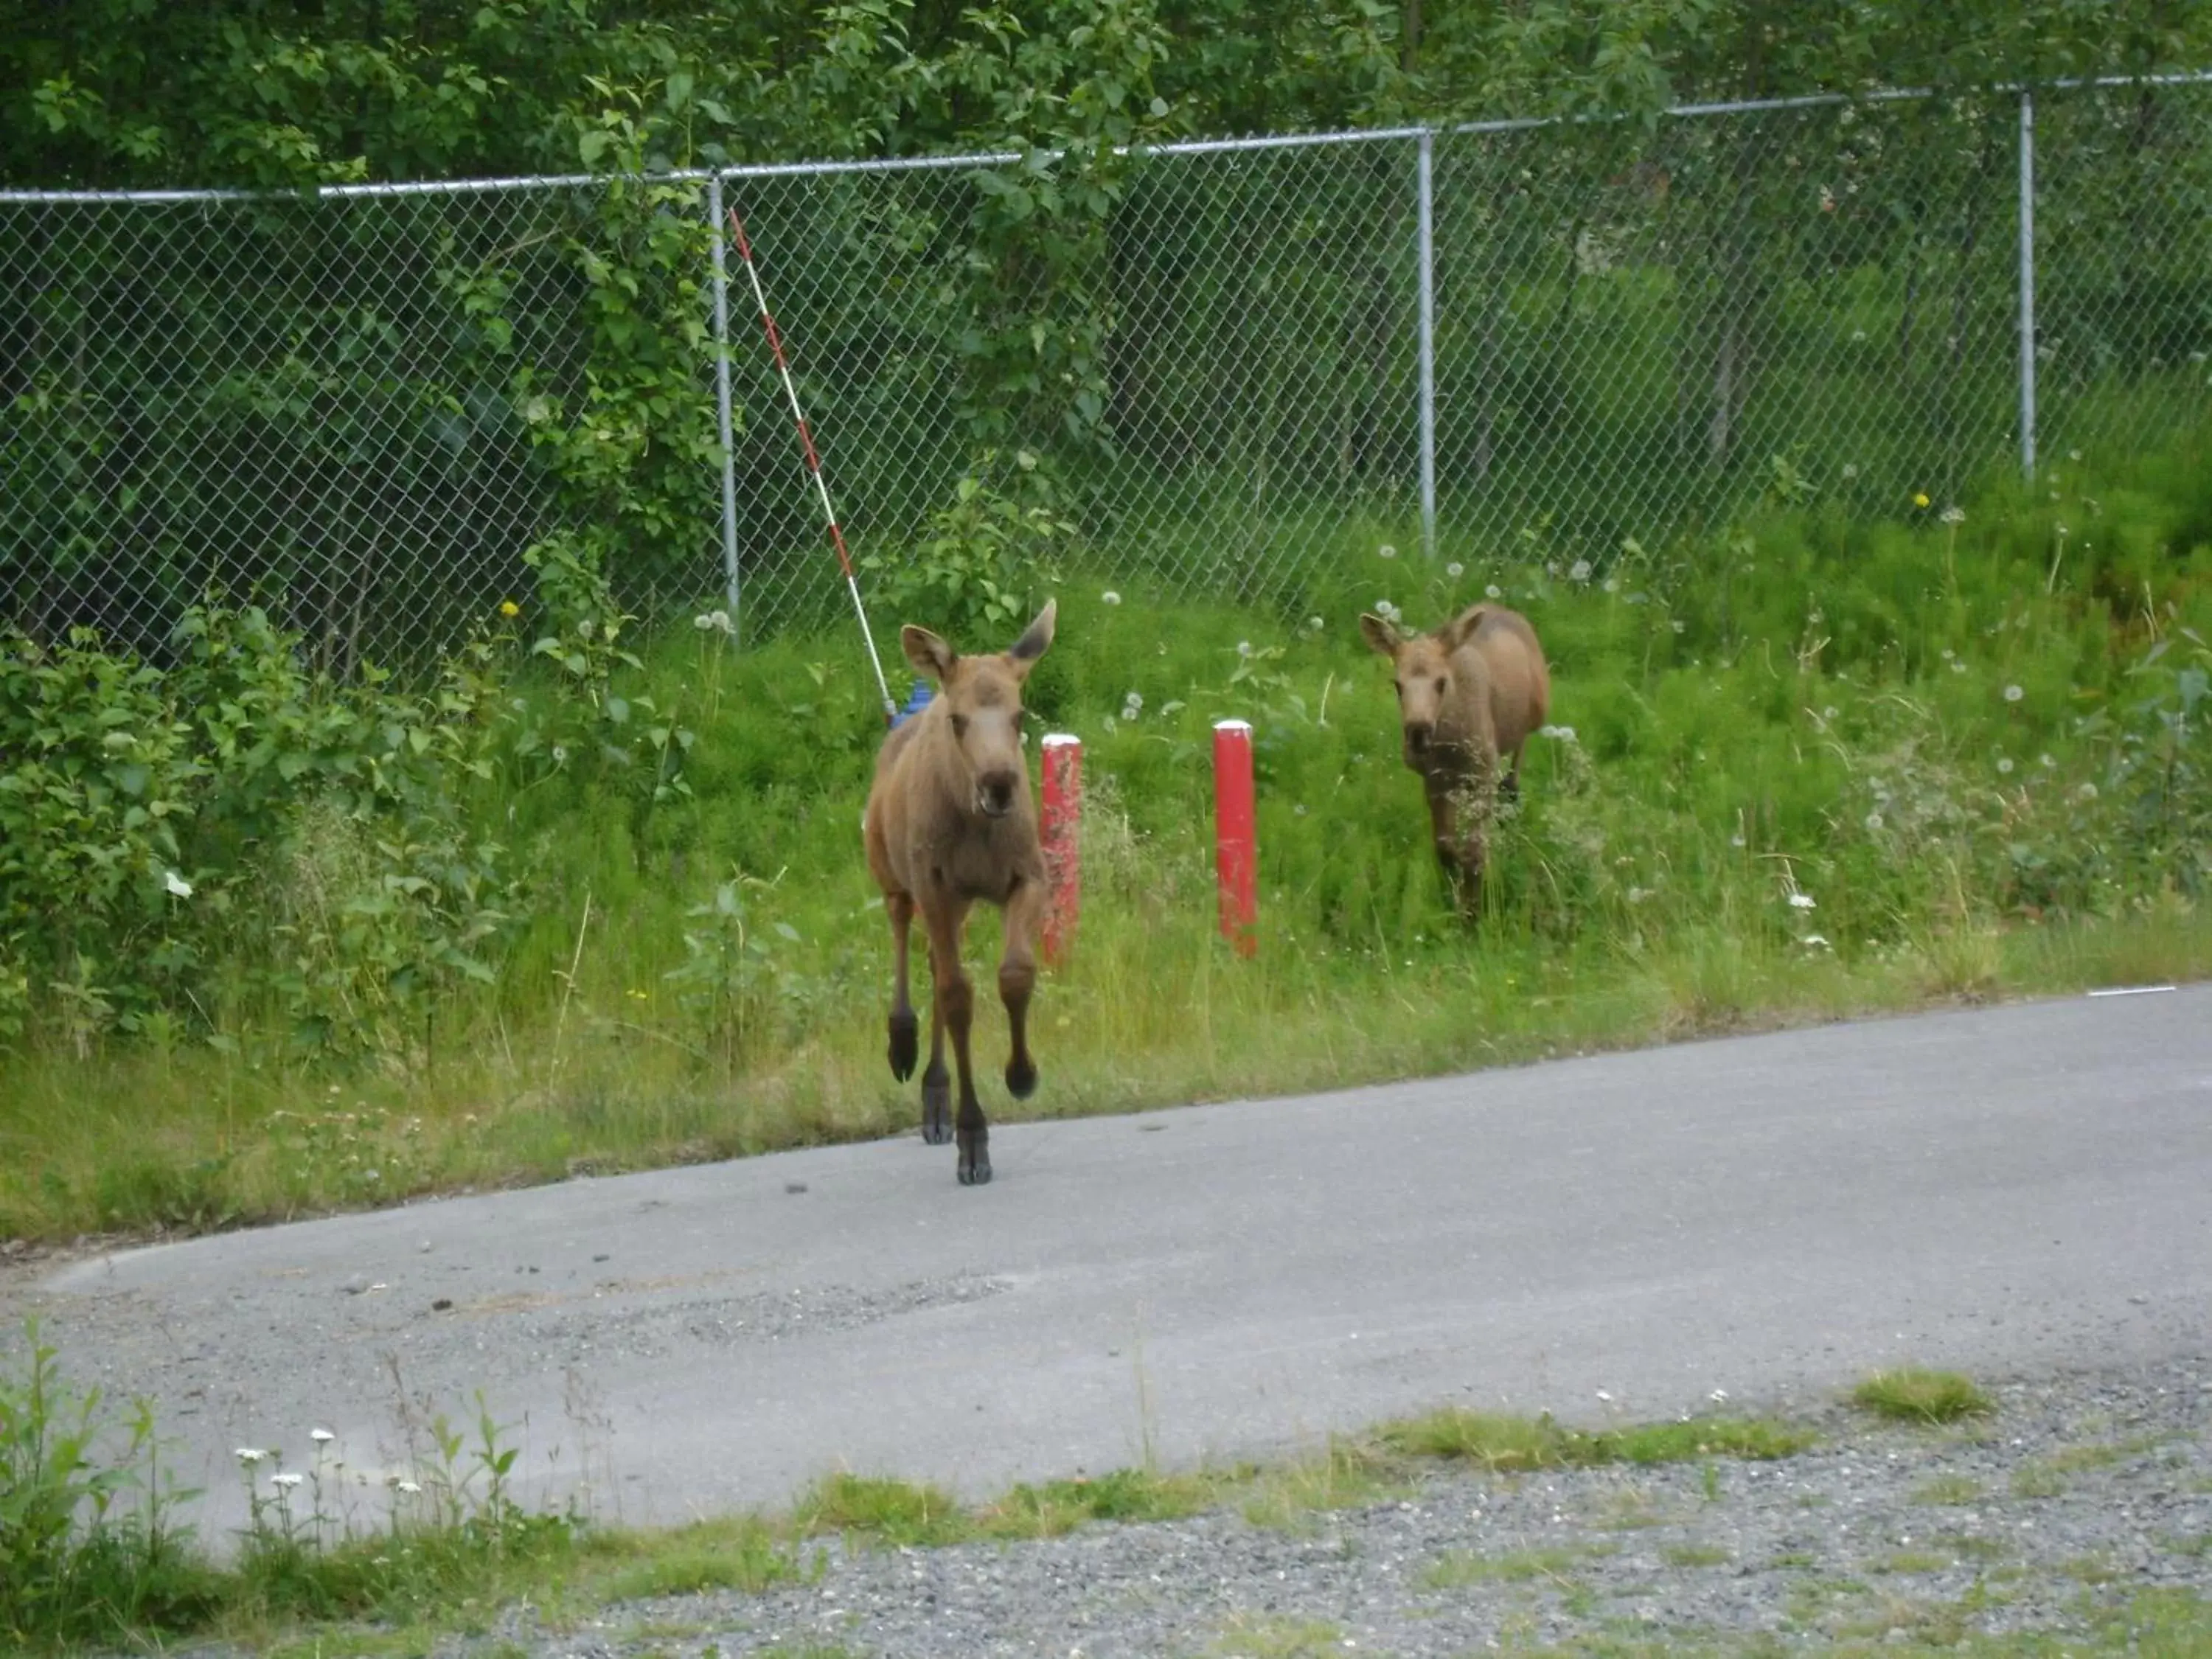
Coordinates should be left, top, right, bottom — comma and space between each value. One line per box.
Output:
888, 1012, 919, 1081
958, 1150, 993, 1186
1004, 1055, 1037, 1100
921, 1078, 953, 1144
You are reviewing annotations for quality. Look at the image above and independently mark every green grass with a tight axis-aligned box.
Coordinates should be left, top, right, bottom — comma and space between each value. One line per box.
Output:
1377, 1409, 1814, 1469
1850, 1370, 1994, 1426
1909, 1474, 1985, 1505
4, 422, 2212, 1242
1421, 1545, 1598, 1588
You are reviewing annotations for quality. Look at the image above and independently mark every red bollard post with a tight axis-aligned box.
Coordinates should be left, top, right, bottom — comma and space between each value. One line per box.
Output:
1040, 734, 1082, 967
1213, 719, 1257, 957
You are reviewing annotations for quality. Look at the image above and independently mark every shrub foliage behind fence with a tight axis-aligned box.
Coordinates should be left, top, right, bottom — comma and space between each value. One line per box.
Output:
6, 78, 2211, 662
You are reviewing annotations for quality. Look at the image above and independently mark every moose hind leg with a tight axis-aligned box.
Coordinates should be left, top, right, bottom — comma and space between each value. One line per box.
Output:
886, 891, 919, 1081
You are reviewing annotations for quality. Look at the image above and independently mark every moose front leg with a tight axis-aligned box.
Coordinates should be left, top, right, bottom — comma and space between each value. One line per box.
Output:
998, 876, 1047, 1102
885, 891, 919, 1082
1429, 779, 1490, 916
925, 902, 987, 1183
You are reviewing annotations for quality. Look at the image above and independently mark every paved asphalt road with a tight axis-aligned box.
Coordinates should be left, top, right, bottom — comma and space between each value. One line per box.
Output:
9, 987, 2209, 1538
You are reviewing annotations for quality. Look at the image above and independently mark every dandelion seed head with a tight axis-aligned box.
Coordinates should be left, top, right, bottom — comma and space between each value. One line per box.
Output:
1236, 640, 1252, 657
1569, 558, 1593, 583
1101, 590, 1121, 606
1997, 757, 2014, 775
2076, 782, 2099, 801
1379, 543, 1398, 560
2004, 684, 2024, 702
1842, 462, 1860, 479
1539, 724, 1577, 743
1865, 811, 1885, 832
1446, 561, 1464, 578
1485, 584, 1503, 599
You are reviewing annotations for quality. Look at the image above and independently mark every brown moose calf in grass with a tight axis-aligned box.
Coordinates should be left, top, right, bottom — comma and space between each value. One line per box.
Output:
864, 602, 1057, 1186
1360, 602, 1551, 911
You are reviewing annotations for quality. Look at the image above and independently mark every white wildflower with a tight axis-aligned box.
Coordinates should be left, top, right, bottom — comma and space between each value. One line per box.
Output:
1378, 543, 1397, 560
1842, 462, 1860, 479
1596, 1389, 1614, 1403
2004, 684, 2023, 703
710, 610, 732, 635
2040, 754, 2055, 769
164, 870, 192, 899
1305, 616, 1324, 632
1539, 724, 1576, 743
1671, 619, 1686, 633
1100, 590, 1122, 606
1788, 892, 1817, 911
1802, 933, 1832, 950
2076, 782, 2099, 801
1940, 506, 1965, 526
310, 1429, 335, 1445
397, 1479, 422, 1495
235, 1447, 270, 1465
2068, 448, 2083, 461
1446, 561, 1464, 578
693, 613, 714, 630
271, 1472, 305, 1490
1569, 558, 1593, 583
1485, 584, 1503, 599
1865, 811, 1885, 832
1709, 1388, 1730, 1404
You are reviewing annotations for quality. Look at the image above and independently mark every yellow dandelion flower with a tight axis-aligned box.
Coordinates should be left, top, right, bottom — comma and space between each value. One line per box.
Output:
1912, 491, 1930, 509
498, 599, 520, 619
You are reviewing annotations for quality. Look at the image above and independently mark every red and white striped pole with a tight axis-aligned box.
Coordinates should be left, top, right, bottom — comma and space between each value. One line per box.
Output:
726, 205, 897, 725
1213, 719, 1256, 957
1040, 734, 1082, 967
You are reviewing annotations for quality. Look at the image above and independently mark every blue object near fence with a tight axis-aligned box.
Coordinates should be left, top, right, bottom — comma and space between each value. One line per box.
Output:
892, 679, 933, 728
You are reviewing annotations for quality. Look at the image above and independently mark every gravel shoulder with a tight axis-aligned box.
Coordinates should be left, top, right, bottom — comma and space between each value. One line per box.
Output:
431, 1360, 2212, 1658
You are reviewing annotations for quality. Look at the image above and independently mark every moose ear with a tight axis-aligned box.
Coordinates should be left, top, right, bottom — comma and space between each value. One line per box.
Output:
1006, 599, 1056, 672
902, 625, 956, 684
1358, 612, 1401, 658
1441, 602, 1492, 650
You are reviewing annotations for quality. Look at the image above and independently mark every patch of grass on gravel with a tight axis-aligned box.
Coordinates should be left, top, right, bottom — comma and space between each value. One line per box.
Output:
1208, 1613, 1348, 1657
975, 1467, 1217, 1538
1238, 1439, 1408, 1531
1377, 1408, 1812, 1468
1851, 1368, 1994, 1425
588, 1516, 814, 1601
789, 1472, 970, 1548
1911, 1473, 1986, 1505
1422, 1545, 1596, 1589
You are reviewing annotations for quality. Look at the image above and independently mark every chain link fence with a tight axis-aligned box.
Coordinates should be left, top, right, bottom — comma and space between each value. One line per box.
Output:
7, 77, 2211, 665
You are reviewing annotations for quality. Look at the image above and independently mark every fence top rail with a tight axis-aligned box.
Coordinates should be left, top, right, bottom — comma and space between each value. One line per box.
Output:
4, 67, 2209, 205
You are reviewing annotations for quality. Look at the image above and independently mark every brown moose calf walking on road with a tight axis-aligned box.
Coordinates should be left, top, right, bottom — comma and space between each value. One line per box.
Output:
1360, 602, 1551, 911
864, 602, 1057, 1186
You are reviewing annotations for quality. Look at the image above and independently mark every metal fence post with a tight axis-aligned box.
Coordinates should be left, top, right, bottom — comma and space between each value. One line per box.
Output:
706, 172, 744, 639
1416, 128, 1437, 562
2017, 88, 2038, 479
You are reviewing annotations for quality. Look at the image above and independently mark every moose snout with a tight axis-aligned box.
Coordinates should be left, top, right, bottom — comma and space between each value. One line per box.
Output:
1402, 720, 1435, 762
976, 769, 1019, 818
